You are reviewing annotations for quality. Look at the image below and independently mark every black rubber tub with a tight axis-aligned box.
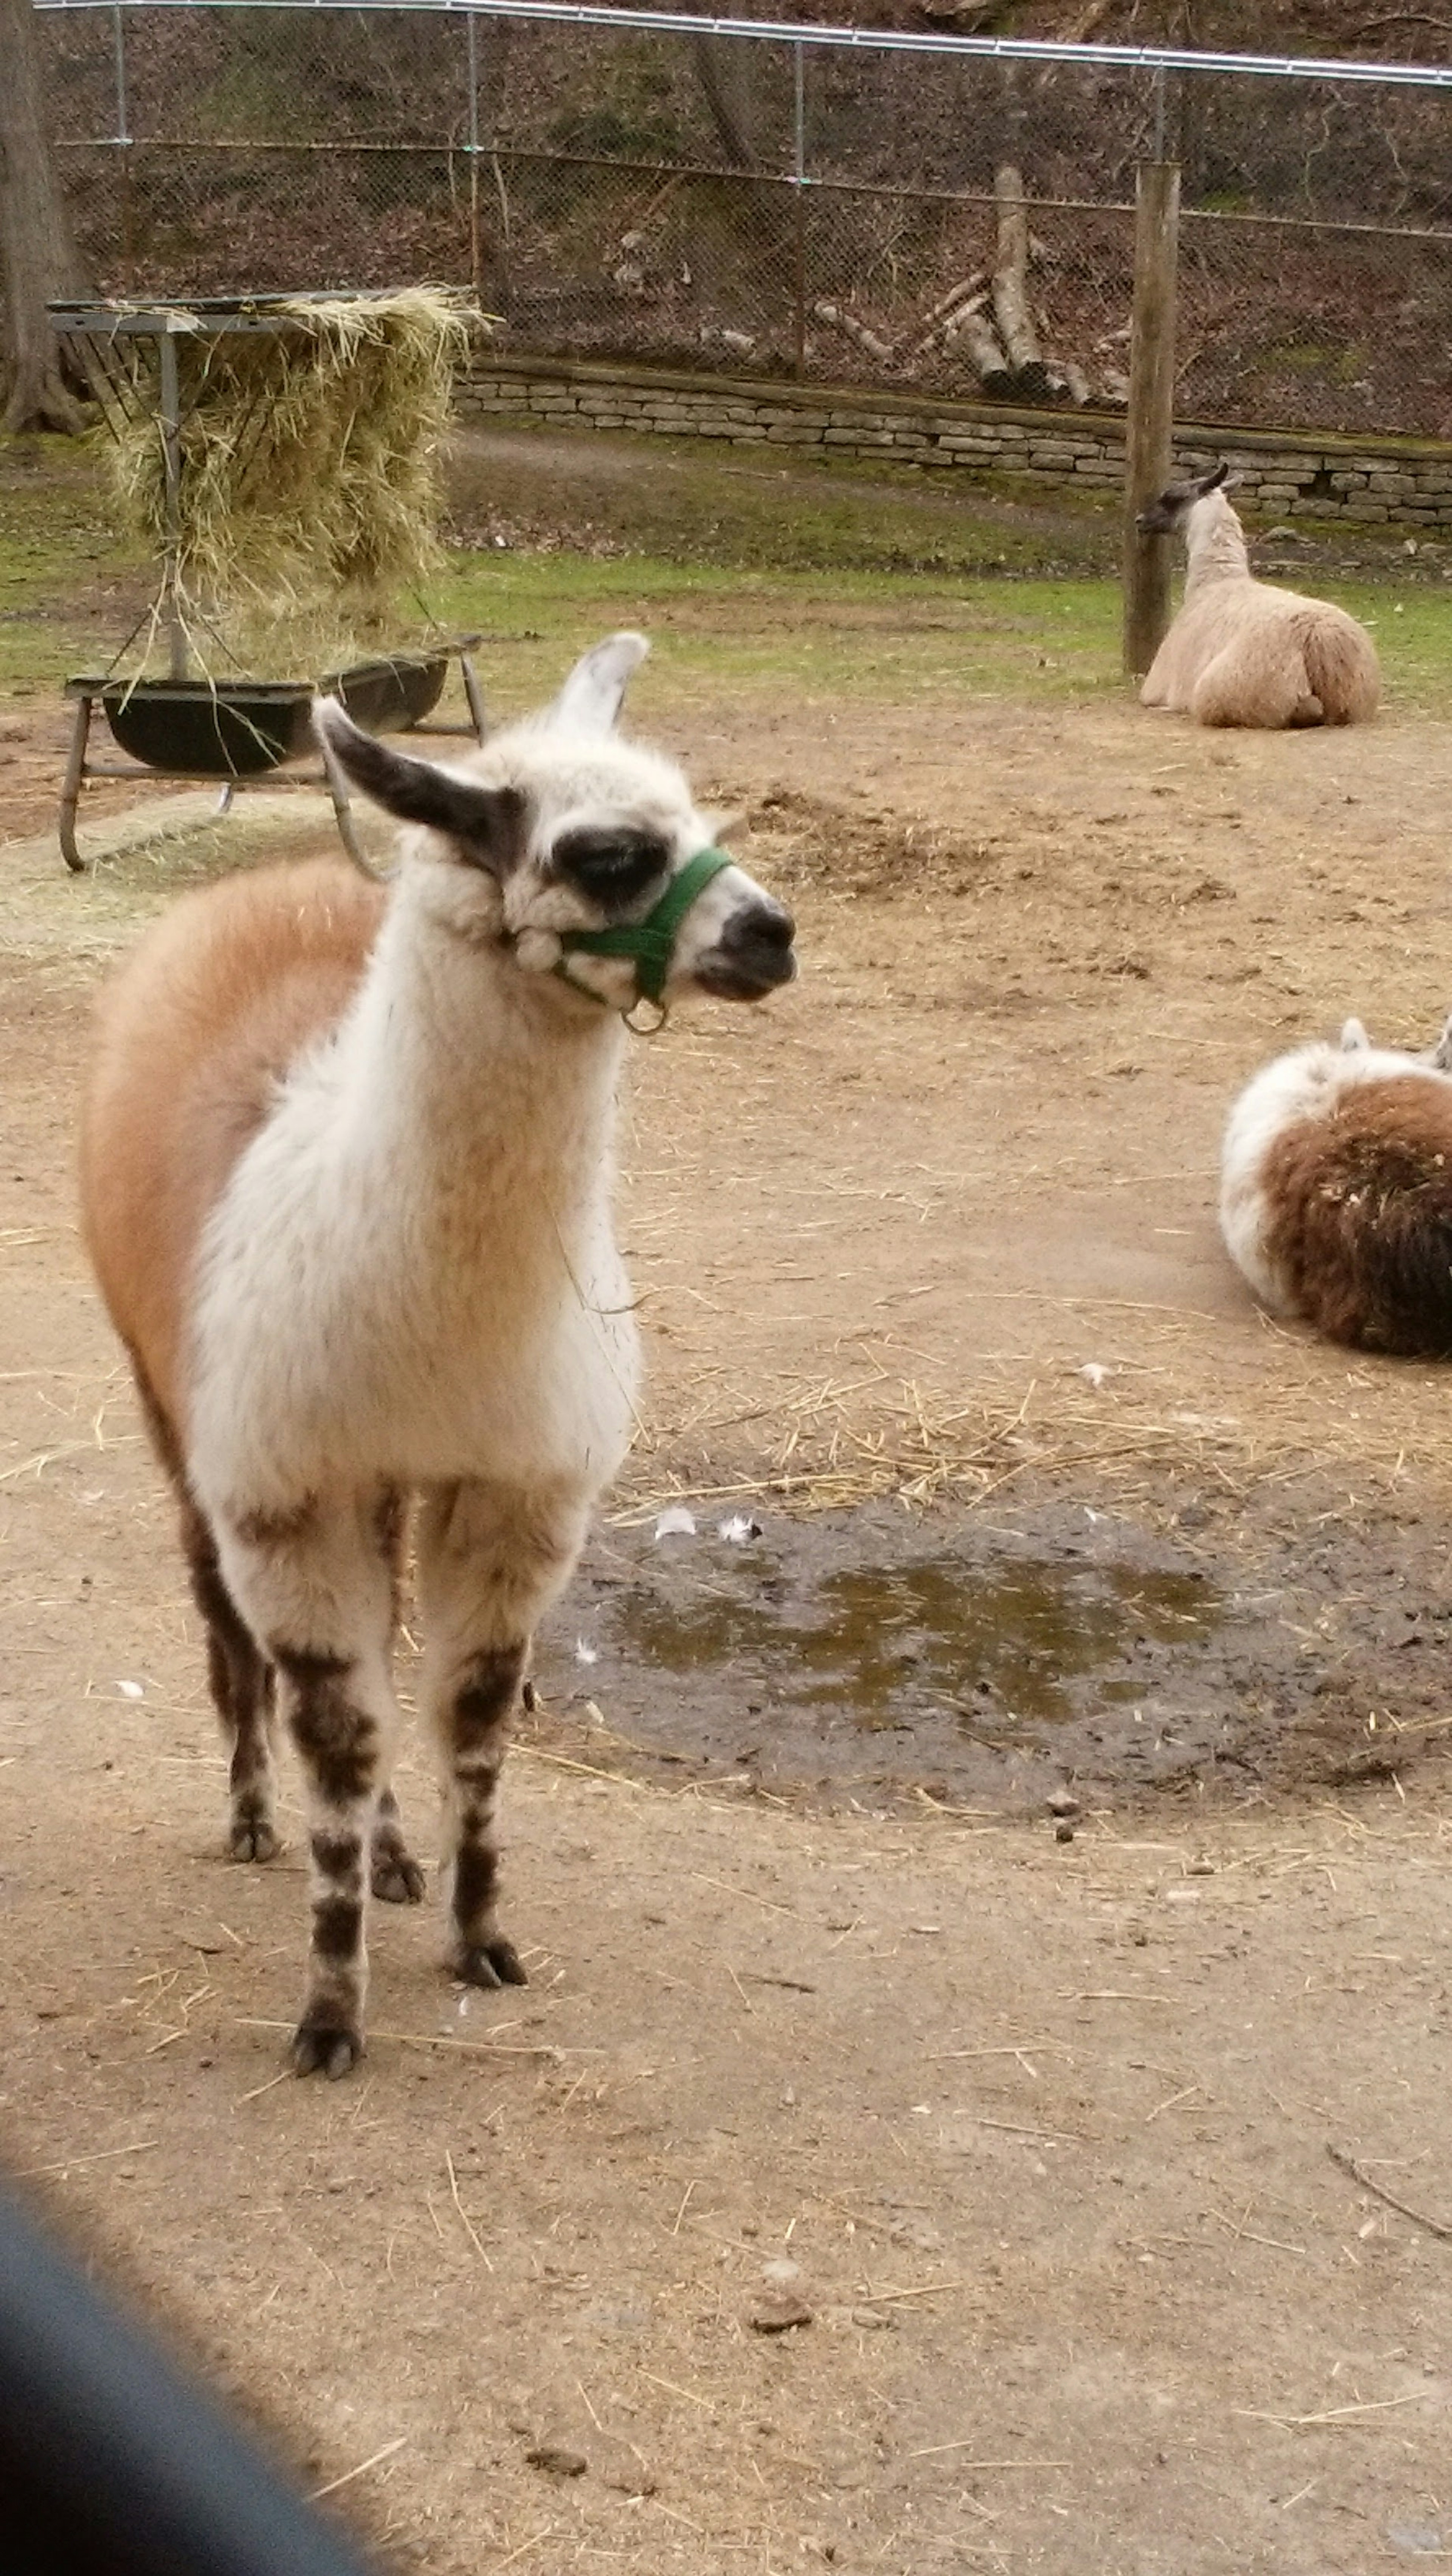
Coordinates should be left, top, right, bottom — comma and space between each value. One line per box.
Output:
329, 654, 448, 733
99, 679, 315, 777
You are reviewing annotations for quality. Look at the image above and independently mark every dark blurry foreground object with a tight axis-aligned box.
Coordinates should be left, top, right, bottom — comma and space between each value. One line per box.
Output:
0, 2186, 380, 2576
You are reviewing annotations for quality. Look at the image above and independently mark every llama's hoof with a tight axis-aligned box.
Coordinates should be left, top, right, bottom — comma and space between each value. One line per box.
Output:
372, 1848, 425, 1904
290, 2015, 363, 2079
455, 1937, 528, 1989
228, 1818, 279, 1864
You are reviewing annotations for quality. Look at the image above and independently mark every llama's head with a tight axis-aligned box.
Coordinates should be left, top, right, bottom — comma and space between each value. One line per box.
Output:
1136, 459, 1239, 540
315, 635, 795, 1018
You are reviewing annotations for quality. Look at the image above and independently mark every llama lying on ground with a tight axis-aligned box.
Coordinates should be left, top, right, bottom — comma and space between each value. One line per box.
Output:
1221, 1010, 1452, 1353
81, 634, 796, 2077
1138, 461, 1380, 729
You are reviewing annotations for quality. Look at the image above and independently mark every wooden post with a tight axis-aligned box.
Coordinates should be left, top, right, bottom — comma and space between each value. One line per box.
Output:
1121, 158, 1180, 678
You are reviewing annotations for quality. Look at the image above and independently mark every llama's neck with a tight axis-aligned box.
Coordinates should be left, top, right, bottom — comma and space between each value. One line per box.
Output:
321, 869, 627, 1266
1183, 495, 1251, 597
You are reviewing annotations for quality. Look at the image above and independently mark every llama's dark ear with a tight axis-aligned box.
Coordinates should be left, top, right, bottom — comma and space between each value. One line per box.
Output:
544, 632, 649, 737
1198, 461, 1232, 495
313, 702, 523, 872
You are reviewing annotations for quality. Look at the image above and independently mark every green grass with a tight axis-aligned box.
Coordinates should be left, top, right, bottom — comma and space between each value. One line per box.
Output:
4, 421, 1452, 718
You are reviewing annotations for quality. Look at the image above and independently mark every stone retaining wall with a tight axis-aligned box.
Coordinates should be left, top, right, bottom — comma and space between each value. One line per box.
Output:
460, 354, 1452, 529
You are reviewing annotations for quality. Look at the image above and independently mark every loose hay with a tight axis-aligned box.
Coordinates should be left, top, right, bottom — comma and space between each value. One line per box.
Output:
101, 289, 479, 673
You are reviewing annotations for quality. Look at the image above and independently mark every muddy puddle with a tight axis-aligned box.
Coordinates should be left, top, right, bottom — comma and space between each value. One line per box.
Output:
532, 1493, 1446, 1810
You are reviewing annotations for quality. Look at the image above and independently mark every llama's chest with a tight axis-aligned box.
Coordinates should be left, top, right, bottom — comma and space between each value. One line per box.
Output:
187, 1132, 640, 1502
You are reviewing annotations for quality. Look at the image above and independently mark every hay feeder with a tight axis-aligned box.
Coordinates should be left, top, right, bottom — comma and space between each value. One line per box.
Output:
48, 293, 487, 874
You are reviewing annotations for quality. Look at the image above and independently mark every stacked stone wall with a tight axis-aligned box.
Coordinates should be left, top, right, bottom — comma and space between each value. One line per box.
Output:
461, 356, 1452, 528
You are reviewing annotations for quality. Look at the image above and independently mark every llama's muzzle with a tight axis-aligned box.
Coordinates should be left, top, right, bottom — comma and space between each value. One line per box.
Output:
693, 895, 797, 1002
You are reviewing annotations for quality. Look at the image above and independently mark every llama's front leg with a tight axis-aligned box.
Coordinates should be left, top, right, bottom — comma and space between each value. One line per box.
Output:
417, 1480, 588, 1988
216, 1493, 401, 2076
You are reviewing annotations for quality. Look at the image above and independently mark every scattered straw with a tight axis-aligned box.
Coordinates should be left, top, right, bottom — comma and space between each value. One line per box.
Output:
309, 2435, 409, 2502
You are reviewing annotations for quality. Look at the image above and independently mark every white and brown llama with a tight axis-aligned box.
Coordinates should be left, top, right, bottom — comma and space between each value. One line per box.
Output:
81, 633, 796, 2077
1221, 1010, 1452, 1353
1138, 461, 1380, 728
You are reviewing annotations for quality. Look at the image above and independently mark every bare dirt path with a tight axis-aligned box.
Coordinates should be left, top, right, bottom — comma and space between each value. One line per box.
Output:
3, 674, 1452, 2573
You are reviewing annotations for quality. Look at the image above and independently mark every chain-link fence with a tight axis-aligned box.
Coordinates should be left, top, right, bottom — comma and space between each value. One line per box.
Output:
35, 2, 1452, 440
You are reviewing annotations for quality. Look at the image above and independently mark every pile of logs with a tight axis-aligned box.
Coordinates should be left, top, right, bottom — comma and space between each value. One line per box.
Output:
814, 162, 1121, 407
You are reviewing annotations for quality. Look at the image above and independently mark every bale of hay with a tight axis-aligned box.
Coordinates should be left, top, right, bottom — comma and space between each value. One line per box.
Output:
104, 287, 479, 674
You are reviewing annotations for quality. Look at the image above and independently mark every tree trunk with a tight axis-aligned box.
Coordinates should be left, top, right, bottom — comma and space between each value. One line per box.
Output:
992, 163, 1056, 399
0, 0, 87, 433
691, 35, 754, 169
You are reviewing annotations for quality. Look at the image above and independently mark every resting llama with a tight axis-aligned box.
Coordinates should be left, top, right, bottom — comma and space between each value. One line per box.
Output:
1221, 1012, 1452, 1353
1139, 461, 1379, 729
81, 634, 796, 2077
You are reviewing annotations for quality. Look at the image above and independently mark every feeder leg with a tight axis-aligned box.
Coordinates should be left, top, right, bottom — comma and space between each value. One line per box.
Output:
215, 784, 235, 816
58, 695, 94, 874
320, 740, 375, 880
460, 652, 488, 746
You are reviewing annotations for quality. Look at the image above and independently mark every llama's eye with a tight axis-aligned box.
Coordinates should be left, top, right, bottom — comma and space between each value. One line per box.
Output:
551, 827, 671, 907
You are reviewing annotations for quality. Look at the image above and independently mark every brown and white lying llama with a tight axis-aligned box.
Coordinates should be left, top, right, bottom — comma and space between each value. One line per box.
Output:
1221, 1011, 1452, 1353
1138, 462, 1379, 729
81, 633, 796, 2077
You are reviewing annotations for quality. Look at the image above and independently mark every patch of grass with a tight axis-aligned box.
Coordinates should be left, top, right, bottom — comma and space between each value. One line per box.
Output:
4, 421, 1452, 722
448, 415, 1122, 578
432, 554, 1128, 712
0, 434, 145, 692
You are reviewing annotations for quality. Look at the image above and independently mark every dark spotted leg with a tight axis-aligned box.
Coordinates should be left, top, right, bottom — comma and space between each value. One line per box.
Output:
180, 1496, 279, 1862
216, 1494, 402, 2079
446, 1641, 529, 1988
371, 1785, 425, 1904
417, 1480, 588, 1991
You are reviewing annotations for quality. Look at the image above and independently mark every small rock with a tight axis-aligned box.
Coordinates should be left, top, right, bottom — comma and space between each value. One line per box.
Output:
525, 2445, 588, 2477
749, 2294, 814, 2334
1054, 1820, 1075, 1845
1187, 1858, 1215, 1876
850, 2305, 895, 2330
762, 2258, 802, 2287
1046, 1787, 1080, 1817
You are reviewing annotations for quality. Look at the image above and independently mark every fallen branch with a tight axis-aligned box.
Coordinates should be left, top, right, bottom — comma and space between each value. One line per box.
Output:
811, 299, 895, 367
1327, 2142, 1452, 2243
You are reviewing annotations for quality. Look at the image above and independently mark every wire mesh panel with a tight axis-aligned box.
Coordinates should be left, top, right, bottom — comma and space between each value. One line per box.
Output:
35, 1, 1452, 438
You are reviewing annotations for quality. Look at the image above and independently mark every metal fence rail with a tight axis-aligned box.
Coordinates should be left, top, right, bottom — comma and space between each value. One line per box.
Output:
36, 1, 1452, 439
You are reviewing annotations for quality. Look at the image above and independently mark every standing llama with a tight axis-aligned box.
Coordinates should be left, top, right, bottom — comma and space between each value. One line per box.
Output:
81, 633, 796, 2077
1221, 1010, 1452, 1353
1138, 461, 1379, 729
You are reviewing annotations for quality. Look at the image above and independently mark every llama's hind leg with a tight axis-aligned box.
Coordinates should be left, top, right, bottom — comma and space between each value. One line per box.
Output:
1190, 639, 1314, 729
215, 1488, 403, 2077
180, 1496, 279, 1863
417, 1479, 588, 1988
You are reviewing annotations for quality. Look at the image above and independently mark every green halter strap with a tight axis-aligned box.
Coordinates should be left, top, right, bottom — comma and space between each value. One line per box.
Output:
554, 846, 735, 1010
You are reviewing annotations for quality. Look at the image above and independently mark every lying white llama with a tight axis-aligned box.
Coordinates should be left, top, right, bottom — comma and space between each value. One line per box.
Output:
81, 633, 796, 2077
1139, 462, 1379, 729
1221, 1010, 1452, 1353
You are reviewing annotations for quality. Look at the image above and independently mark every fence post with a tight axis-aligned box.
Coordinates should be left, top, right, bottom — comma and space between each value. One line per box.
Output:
792, 42, 806, 380
1121, 157, 1180, 678
466, 10, 481, 299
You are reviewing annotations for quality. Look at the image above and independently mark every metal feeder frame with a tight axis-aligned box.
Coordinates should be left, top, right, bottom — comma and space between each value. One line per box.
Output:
48, 296, 488, 874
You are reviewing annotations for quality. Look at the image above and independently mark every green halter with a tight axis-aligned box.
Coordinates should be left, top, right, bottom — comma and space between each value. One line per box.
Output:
554, 846, 734, 1012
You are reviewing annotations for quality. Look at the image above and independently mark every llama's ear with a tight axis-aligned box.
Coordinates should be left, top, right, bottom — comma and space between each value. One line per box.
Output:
1198, 461, 1232, 495
313, 702, 523, 871
1340, 1016, 1370, 1052
545, 632, 650, 736
1432, 1013, 1452, 1073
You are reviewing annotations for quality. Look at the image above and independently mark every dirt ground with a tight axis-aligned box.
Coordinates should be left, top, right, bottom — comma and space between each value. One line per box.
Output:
5, 645, 1452, 2574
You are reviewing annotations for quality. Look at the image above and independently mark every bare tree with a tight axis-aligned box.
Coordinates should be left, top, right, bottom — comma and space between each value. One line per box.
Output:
0, 0, 87, 433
